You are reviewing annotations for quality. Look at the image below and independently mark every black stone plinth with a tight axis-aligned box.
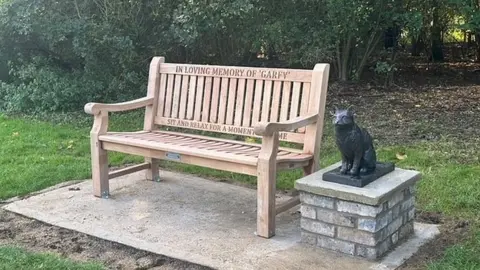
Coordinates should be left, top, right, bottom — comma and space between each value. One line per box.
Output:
322, 162, 395, 188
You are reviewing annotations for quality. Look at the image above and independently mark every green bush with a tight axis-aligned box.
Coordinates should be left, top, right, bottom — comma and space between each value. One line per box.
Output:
0, 62, 98, 113
1, 0, 459, 114
0, 0, 261, 113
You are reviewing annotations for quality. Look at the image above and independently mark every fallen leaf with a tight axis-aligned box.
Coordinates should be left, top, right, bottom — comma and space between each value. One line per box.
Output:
396, 152, 407, 160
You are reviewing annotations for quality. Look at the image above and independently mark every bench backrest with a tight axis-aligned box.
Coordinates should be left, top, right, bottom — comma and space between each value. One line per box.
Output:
144, 57, 329, 145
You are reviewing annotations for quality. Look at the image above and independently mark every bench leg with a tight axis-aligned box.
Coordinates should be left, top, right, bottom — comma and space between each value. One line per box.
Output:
145, 158, 160, 182
91, 140, 109, 198
303, 159, 319, 176
256, 161, 276, 238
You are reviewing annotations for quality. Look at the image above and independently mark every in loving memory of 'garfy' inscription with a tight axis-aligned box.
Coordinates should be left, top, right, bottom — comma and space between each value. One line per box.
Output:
175, 66, 291, 80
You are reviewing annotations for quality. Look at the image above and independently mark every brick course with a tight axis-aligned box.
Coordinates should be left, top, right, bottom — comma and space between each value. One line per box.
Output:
299, 185, 416, 260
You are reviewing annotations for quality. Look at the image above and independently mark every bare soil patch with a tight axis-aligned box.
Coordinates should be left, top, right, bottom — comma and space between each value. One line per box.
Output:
399, 211, 472, 270
328, 77, 480, 148
0, 207, 211, 270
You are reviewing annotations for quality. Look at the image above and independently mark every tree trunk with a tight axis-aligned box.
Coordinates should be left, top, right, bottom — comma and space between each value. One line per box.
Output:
411, 36, 423, 56
476, 33, 480, 62
338, 37, 352, 81
267, 45, 278, 61
0, 55, 9, 82
431, 2, 444, 61
384, 26, 400, 49
356, 31, 383, 81
339, 61, 348, 81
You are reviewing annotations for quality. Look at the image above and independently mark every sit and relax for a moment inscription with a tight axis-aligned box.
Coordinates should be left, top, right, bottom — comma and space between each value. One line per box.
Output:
175, 66, 291, 80
165, 118, 290, 140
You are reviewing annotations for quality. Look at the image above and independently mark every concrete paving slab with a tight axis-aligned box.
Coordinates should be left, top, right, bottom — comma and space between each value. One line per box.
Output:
3, 170, 439, 270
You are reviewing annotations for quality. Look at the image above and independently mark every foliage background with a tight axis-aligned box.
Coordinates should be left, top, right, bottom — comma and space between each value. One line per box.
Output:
0, 0, 478, 114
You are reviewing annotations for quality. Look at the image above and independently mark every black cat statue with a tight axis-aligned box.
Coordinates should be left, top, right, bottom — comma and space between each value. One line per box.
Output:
322, 107, 395, 187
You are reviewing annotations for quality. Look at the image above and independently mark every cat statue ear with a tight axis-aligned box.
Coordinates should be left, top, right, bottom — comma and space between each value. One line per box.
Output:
329, 105, 339, 116
346, 105, 356, 116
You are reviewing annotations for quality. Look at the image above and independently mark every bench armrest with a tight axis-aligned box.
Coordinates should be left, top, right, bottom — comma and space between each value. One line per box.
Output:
253, 113, 318, 136
84, 97, 154, 115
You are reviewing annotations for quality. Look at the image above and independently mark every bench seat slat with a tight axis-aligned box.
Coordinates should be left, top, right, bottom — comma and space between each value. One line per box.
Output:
196, 141, 227, 149
99, 131, 312, 166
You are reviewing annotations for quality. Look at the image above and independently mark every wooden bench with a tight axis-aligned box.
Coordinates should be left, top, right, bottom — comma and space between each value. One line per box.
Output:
84, 57, 330, 238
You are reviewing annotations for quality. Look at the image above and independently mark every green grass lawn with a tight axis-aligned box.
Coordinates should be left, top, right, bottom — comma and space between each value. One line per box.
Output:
0, 112, 479, 269
0, 246, 103, 270
0, 113, 143, 200
427, 231, 480, 270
